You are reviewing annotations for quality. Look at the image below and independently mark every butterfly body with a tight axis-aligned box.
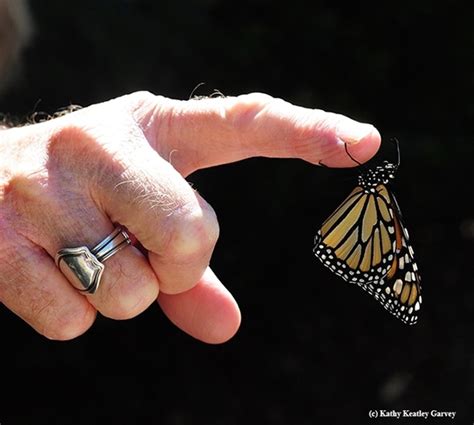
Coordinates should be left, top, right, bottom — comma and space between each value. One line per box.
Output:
357, 161, 397, 187
314, 149, 422, 325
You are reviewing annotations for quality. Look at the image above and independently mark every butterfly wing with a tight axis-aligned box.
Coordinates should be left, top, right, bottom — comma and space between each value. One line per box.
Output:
314, 184, 397, 285
375, 189, 422, 324
314, 184, 422, 324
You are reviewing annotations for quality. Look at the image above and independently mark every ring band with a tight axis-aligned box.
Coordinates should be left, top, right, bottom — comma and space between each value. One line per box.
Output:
55, 227, 131, 294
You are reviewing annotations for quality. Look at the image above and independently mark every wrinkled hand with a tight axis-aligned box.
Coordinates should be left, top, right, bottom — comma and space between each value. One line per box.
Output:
0, 92, 380, 342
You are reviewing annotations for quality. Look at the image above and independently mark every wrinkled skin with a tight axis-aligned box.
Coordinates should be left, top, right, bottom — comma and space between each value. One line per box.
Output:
0, 92, 380, 342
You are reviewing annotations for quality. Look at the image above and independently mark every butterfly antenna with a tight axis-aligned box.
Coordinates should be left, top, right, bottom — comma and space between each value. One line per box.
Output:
344, 143, 362, 166
390, 137, 401, 167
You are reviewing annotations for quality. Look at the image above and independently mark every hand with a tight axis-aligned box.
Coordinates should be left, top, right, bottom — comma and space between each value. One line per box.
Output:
0, 92, 380, 342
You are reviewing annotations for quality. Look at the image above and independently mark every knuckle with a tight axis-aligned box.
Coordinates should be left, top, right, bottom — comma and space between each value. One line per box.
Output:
48, 124, 115, 173
118, 91, 163, 129
96, 257, 159, 321
165, 201, 220, 263
48, 124, 94, 162
99, 283, 153, 321
47, 124, 134, 199
0, 242, 96, 341
123, 90, 156, 106
237, 92, 275, 104
99, 299, 141, 321
228, 93, 286, 136
47, 125, 114, 192
100, 306, 132, 321
39, 303, 96, 341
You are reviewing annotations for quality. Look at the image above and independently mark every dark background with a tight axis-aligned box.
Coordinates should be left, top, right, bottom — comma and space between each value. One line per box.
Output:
1, 1, 473, 424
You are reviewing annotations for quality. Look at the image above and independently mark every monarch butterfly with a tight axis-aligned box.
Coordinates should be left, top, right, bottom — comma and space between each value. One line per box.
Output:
313, 140, 421, 324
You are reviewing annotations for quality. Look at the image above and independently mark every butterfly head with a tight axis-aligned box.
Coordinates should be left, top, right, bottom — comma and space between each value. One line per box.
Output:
358, 160, 399, 188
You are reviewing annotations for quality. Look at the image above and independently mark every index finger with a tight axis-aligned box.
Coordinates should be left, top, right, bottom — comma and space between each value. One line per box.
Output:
135, 92, 381, 176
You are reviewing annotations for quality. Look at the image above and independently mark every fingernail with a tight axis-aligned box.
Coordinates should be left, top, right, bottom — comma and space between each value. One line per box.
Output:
336, 120, 376, 145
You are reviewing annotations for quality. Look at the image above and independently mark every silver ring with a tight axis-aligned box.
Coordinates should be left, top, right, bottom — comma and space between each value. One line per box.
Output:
55, 227, 131, 294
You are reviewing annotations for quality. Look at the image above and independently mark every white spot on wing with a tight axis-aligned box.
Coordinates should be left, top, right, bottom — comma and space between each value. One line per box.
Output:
399, 256, 405, 270
393, 279, 403, 295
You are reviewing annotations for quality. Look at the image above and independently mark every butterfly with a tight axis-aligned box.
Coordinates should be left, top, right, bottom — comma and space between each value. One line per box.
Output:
313, 140, 422, 324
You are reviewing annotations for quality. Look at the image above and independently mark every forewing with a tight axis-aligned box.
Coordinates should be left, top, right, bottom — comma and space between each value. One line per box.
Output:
314, 185, 396, 284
